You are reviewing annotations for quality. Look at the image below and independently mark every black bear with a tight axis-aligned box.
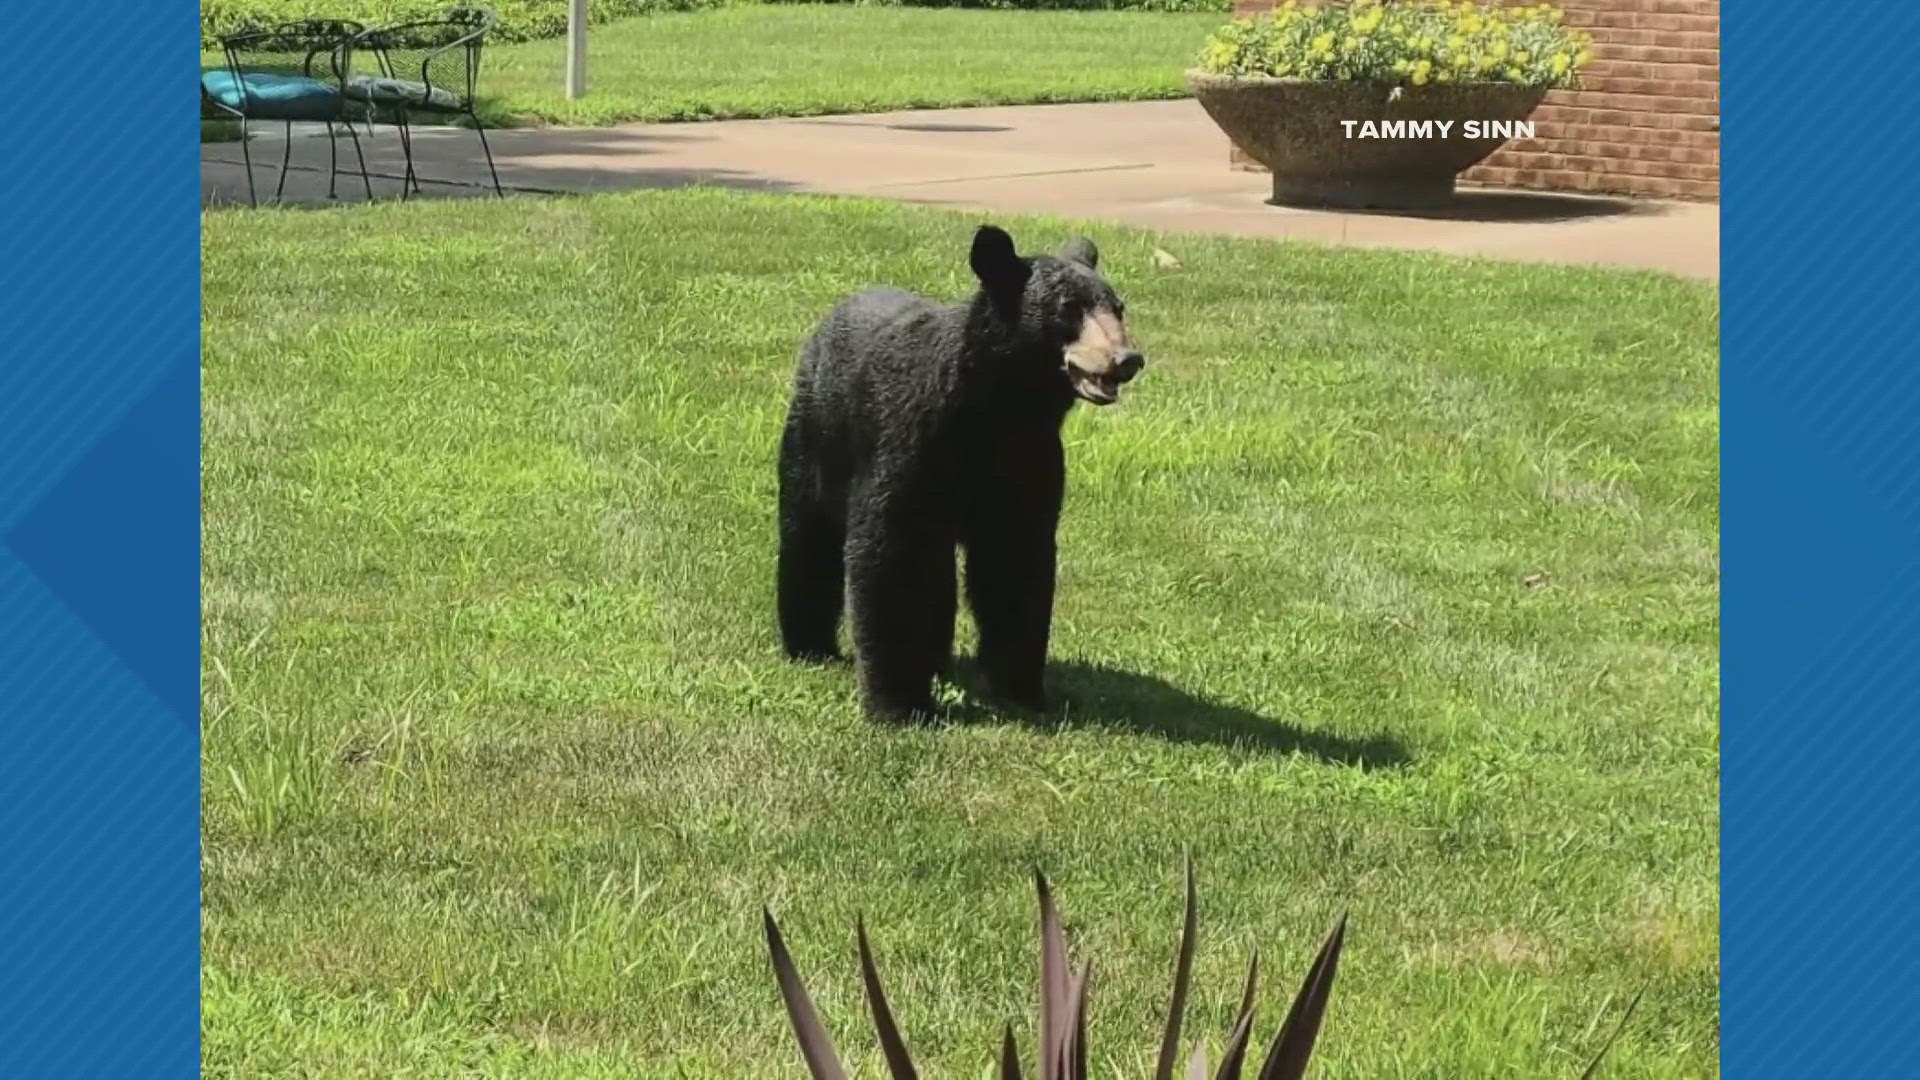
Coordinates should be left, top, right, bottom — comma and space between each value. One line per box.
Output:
776, 225, 1145, 720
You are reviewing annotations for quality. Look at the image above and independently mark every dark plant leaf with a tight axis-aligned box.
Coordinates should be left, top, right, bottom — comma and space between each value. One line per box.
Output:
1036, 870, 1072, 1080
1255, 914, 1346, 1080
1155, 857, 1200, 1080
1576, 989, 1644, 1079
1001, 1023, 1024, 1080
1217, 1007, 1257, 1080
857, 916, 918, 1080
1236, 951, 1260, 1025
764, 908, 850, 1080
1215, 952, 1259, 1080
1065, 960, 1092, 1080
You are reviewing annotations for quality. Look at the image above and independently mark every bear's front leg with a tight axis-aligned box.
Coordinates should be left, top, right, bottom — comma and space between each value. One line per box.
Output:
965, 530, 1056, 712
845, 477, 954, 721
964, 437, 1065, 713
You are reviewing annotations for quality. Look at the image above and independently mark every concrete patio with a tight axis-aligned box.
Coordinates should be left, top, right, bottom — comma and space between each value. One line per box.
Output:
202, 99, 1718, 280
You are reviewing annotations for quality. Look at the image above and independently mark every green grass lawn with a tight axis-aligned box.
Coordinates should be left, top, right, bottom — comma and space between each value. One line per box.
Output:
203, 7, 1218, 127
201, 188, 1719, 1077
481, 7, 1217, 124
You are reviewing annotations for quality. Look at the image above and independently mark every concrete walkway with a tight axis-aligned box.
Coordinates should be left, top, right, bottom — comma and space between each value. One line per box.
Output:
202, 100, 1718, 280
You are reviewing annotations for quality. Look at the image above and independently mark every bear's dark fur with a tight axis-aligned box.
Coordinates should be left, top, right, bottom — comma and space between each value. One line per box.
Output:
777, 225, 1145, 720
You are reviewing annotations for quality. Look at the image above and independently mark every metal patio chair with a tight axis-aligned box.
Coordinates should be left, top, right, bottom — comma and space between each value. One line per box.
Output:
202, 19, 374, 206
347, 7, 504, 199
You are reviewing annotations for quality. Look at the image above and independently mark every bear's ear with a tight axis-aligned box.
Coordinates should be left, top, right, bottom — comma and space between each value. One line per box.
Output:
1057, 236, 1100, 270
970, 225, 1028, 293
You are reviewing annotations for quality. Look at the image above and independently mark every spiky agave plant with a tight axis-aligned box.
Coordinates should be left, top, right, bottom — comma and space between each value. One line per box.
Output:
764, 861, 1337, 1080
764, 863, 1642, 1078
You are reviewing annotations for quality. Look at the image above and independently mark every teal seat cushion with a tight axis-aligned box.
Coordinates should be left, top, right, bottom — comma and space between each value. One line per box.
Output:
344, 74, 462, 112
202, 69, 342, 121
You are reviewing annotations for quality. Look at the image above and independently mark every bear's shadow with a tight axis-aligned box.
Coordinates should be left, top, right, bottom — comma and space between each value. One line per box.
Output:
941, 658, 1410, 770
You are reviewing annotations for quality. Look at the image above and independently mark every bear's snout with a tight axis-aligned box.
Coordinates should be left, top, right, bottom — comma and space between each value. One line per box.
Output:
1061, 308, 1142, 406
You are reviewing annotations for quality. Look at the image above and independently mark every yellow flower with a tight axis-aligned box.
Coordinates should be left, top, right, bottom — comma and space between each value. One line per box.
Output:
1550, 52, 1571, 75
1392, 58, 1411, 73
1436, 68, 1453, 82
1311, 31, 1336, 53
1448, 33, 1466, 50
1515, 50, 1530, 63
1506, 65, 1523, 80
1411, 58, 1433, 84
1576, 47, 1593, 66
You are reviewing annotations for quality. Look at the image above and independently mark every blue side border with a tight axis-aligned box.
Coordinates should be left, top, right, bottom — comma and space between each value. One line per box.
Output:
0, 3, 201, 1077
1722, 2, 1920, 1075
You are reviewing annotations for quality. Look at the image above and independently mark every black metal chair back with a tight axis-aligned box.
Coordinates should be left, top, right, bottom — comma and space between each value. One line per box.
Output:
356, 7, 495, 114
205, 19, 372, 206
216, 19, 362, 91
349, 7, 503, 199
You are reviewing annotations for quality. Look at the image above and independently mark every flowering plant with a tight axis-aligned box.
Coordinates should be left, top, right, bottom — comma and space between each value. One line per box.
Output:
1197, 0, 1593, 87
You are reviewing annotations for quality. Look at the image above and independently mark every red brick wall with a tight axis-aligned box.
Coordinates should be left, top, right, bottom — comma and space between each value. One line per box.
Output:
1224, 0, 1719, 201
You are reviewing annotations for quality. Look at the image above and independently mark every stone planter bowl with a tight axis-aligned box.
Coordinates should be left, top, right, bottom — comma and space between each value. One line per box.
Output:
1187, 72, 1548, 210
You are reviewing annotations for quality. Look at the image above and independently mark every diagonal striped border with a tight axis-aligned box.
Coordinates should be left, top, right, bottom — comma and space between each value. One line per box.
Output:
1723, 1, 1920, 1074
0, 0, 200, 1075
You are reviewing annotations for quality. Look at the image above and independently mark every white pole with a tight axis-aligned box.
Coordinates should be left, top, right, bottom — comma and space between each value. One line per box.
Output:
566, 0, 587, 99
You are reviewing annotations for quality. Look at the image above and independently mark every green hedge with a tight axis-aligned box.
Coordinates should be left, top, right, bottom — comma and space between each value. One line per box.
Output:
766, 0, 1227, 9
201, 0, 733, 48
203, 0, 1225, 48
